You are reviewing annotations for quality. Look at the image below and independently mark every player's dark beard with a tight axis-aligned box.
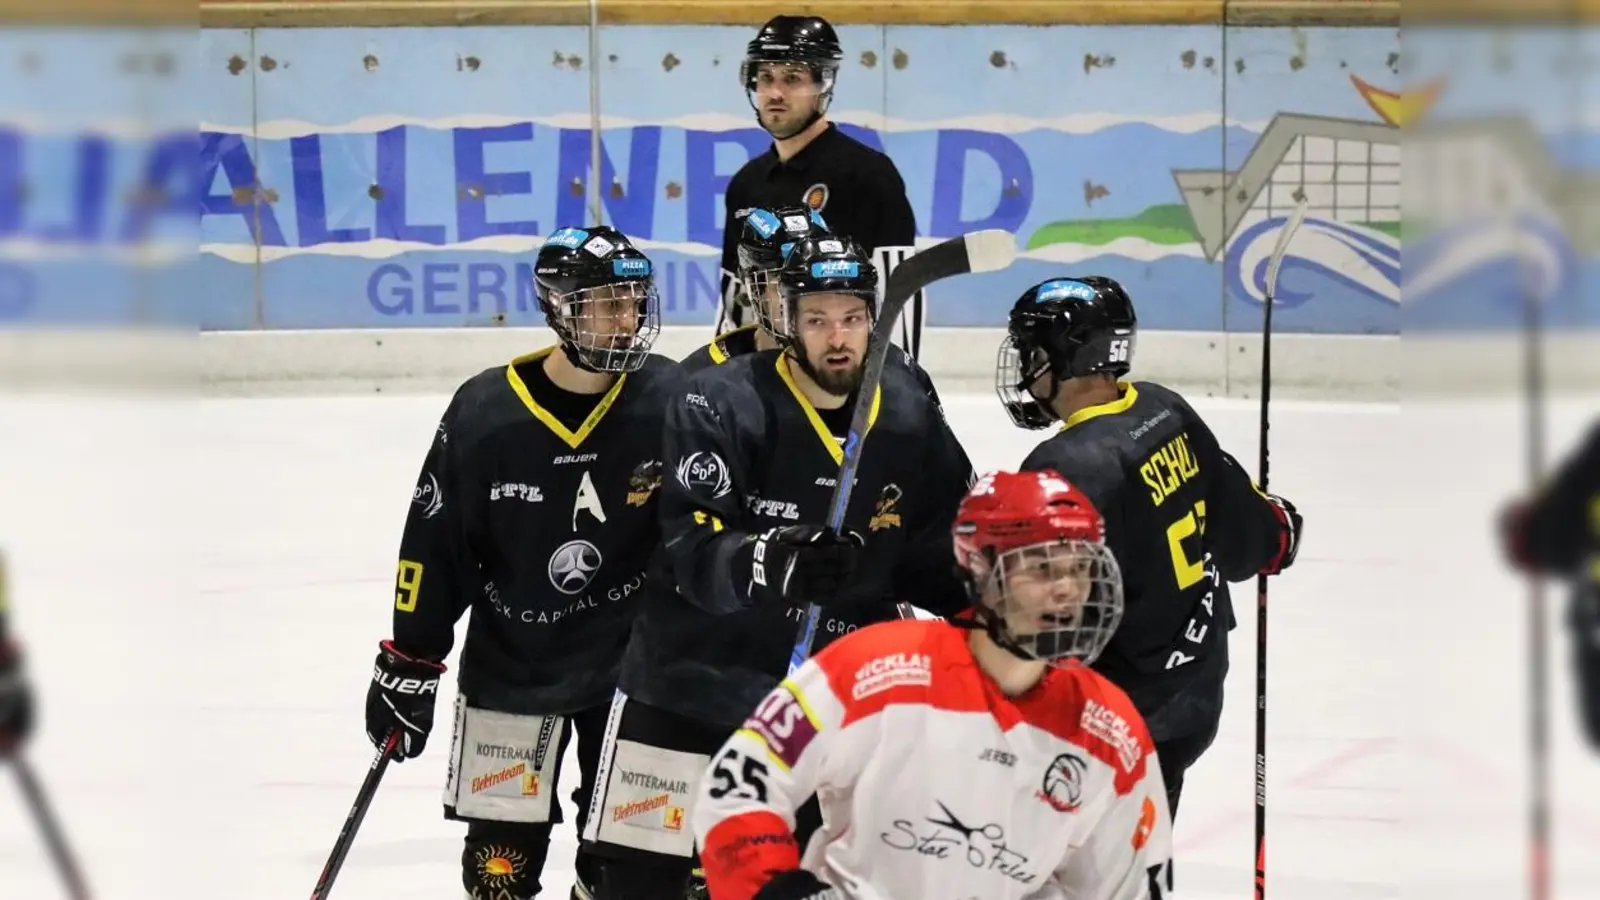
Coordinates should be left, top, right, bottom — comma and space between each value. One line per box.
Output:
807, 345, 864, 397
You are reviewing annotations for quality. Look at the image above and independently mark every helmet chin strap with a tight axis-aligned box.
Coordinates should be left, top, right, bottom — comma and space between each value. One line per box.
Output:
753, 77, 834, 140
954, 570, 1046, 664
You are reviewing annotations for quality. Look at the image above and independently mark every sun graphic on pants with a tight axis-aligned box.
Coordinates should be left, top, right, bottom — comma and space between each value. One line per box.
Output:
475, 845, 528, 890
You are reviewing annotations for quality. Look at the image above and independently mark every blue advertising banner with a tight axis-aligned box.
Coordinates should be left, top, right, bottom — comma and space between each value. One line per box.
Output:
3, 26, 1594, 332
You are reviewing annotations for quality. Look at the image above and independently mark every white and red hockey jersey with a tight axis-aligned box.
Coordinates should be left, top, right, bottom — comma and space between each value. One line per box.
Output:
692, 618, 1174, 900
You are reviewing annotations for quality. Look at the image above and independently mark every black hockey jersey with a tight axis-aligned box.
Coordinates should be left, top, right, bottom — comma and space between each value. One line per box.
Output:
1517, 421, 1600, 578
1020, 381, 1286, 703
621, 349, 973, 727
389, 348, 682, 716
681, 325, 762, 374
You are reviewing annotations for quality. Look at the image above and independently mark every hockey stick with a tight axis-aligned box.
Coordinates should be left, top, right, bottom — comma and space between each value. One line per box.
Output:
309, 729, 401, 900
1253, 196, 1307, 900
1517, 214, 1551, 900
787, 230, 1018, 675
10, 755, 91, 900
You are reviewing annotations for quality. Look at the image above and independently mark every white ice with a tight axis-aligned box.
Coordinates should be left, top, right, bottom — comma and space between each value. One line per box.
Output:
0, 387, 1597, 900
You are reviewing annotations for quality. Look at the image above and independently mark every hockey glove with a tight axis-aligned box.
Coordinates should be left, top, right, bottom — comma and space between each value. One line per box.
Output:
753, 869, 845, 900
0, 640, 32, 756
742, 525, 864, 608
1260, 493, 1302, 575
365, 639, 446, 761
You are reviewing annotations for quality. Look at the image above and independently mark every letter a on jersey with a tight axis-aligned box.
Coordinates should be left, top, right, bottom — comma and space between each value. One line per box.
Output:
573, 469, 607, 529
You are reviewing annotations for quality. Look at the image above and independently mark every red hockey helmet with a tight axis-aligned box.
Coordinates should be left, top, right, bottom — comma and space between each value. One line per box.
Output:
952, 470, 1124, 666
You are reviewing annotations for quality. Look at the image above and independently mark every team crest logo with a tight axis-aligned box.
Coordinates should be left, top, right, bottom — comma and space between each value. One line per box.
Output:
627, 460, 663, 507
1037, 752, 1089, 812
413, 472, 443, 519
548, 539, 602, 594
675, 451, 733, 499
803, 182, 829, 211
869, 483, 903, 532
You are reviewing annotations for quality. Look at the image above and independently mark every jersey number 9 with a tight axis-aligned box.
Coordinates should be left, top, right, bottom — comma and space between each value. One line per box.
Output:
395, 560, 424, 612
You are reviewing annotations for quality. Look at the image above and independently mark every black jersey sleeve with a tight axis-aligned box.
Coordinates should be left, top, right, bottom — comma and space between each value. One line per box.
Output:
890, 401, 975, 616
889, 344, 942, 407
1182, 410, 1291, 583
1520, 423, 1600, 575
660, 379, 763, 615
390, 396, 476, 662
867, 163, 917, 250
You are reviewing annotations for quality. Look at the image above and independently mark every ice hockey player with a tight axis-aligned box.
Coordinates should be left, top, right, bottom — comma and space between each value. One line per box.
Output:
997, 276, 1303, 821
693, 468, 1175, 900
686, 205, 830, 371
0, 550, 33, 757
580, 235, 973, 899
1501, 420, 1600, 751
716, 14, 919, 357
689, 204, 945, 412
361, 226, 683, 900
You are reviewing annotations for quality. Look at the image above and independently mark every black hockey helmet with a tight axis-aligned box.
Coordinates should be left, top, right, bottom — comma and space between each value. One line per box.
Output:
996, 276, 1138, 429
533, 225, 661, 373
736, 205, 832, 339
776, 235, 878, 325
741, 15, 845, 133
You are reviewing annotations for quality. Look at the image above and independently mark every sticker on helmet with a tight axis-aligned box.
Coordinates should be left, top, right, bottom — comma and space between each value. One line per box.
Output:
803, 183, 829, 211
817, 239, 844, 254
811, 260, 859, 279
779, 241, 797, 260
1037, 280, 1097, 302
746, 209, 781, 239
612, 258, 650, 277
583, 236, 616, 257
545, 228, 589, 249
781, 215, 810, 234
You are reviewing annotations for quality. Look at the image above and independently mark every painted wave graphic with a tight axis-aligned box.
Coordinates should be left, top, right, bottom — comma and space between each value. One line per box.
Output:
1404, 214, 1577, 310
1226, 217, 1400, 309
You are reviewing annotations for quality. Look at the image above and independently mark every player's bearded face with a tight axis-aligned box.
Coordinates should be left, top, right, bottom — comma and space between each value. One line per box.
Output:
753, 63, 822, 139
794, 293, 871, 397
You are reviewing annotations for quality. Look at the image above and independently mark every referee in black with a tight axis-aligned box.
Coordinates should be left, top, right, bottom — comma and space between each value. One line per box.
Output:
715, 14, 924, 359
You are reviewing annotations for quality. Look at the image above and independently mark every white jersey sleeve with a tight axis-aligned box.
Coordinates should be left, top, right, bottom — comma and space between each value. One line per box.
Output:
1054, 751, 1174, 899
692, 650, 843, 900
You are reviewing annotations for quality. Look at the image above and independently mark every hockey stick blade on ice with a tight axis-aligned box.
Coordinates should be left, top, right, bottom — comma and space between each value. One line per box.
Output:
309, 729, 401, 900
10, 755, 91, 900
787, 229, 1018, 675
1254, 196, 1306, 900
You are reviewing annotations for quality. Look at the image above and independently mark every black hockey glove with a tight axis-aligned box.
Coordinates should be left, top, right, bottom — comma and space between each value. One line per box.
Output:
1260, 493, 1302, 575
740, 525, 864, 608
365, 639, 446, 761
0, 640, 33, 756
754, 869, 845, 900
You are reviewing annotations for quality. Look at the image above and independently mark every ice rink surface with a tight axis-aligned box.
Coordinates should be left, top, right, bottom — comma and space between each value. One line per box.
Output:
0, 386, 1597, 900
